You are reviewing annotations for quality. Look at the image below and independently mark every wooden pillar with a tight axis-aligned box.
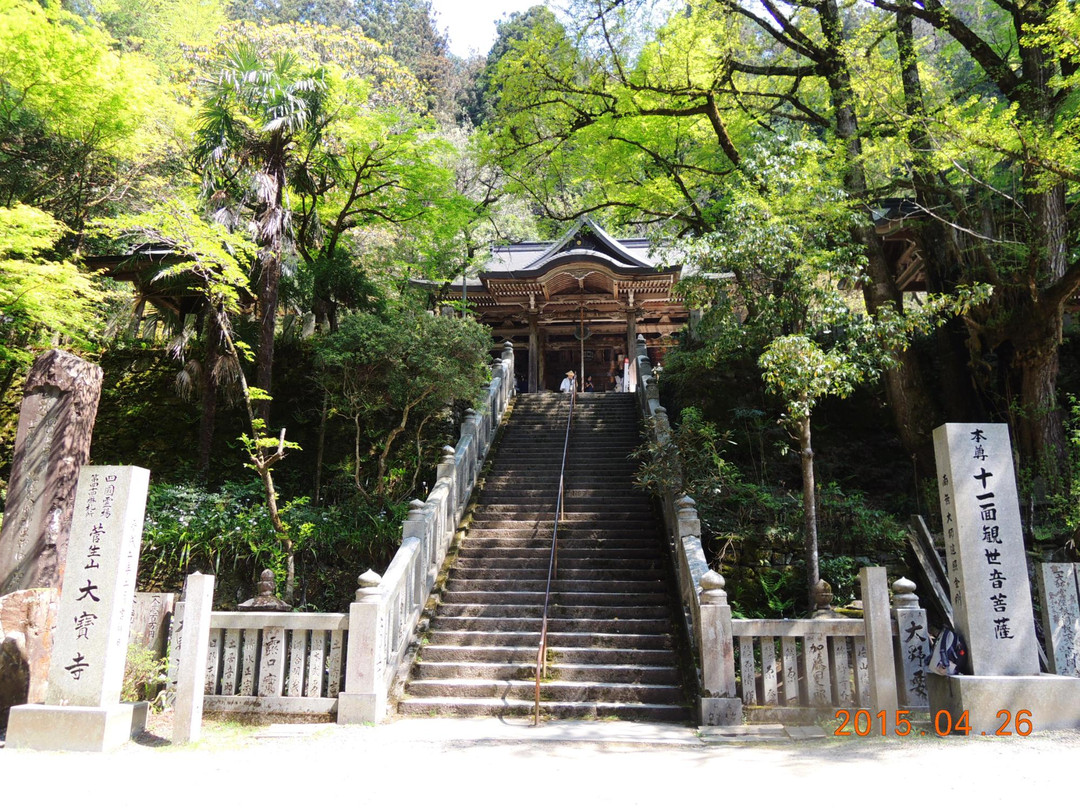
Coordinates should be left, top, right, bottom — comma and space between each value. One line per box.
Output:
625, 308, 640, 392
538, 326, 547, 391
528, 313, 539, 393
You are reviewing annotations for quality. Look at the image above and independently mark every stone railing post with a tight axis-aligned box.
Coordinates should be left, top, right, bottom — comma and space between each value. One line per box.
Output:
338, 570, 385, 724
860, 567, 898, 730
462, 408, 479, 485
892, 576, 931, 708
699, 570, 741, 725
173, 572, 215, 744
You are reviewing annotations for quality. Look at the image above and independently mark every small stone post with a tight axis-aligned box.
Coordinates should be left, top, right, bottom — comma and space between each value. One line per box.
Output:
892, 577, 931, 708
173, 572, 215, 744
699, 570, 741, 725
860, 567, 898, 731
338, 570, 384, 724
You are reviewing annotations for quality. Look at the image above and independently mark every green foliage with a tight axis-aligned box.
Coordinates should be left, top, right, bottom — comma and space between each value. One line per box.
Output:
636, 404, 906, 615
0, 204, 104, 369
122, 643, 168, 704
313, 305, 490, 500
139, 481, 406, 609
0, 0, 181, 227
1038, 395, 1080, 557
93, 0, 228, 67
180, 19, 424, 109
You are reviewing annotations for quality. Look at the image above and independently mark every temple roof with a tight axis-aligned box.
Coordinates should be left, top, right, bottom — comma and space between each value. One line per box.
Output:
440, 217, 679, 293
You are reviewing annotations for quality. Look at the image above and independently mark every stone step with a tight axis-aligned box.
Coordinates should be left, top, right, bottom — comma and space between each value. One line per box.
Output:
398, 391, 691, 723
460, 531, 661, 543
396, 697, 691, 721
465, 514, 653, 528
419, 644, 679, 666
454, 554, 663, 570
472, 500, 651, 511
426, 630, 676, 650
459, 538, 661, 552
411, 661, 681, 684
439, 590, 670, 606
444, 578, 669, 594
477, 484, 635, 493
447, 567, 667, 581
404, 678, 685, 703
435, 603, 671, 620
428, 616, 673, 633
447, 557, 665, 570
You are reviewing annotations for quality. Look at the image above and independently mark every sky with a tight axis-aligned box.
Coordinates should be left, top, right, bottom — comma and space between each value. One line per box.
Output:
430, 0, 547, 57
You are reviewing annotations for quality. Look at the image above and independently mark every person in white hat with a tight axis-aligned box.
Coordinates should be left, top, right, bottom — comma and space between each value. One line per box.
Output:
559, 370, 576, 393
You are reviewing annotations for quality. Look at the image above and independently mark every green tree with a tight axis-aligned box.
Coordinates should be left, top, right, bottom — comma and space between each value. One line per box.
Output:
677, 142, 986, 602
862, 0, 1080, 475
0, 204, 104, 394
314, 306, 491, 501
0, 0, 179, 234
103, 198, 312, 600
89, 0, 228, 67
192, 42, 330, 422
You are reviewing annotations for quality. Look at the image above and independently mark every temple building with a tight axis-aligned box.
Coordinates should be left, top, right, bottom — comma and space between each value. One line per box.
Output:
428, 217, 690, 392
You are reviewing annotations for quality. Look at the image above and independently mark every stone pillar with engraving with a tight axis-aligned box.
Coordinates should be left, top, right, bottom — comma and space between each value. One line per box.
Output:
5, 466, 150, 752
929, 423, 1080, 733
173, 572, 215, 744
891, 577, 931, 708
1035, 563, 1080, 677
0, 350, 103, 595
933, 423, 1039, 674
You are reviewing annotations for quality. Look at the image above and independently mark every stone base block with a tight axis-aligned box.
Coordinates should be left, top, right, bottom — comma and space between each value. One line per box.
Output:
129, 701, 148, 735
5, 703, 139, 751
336, 692, 385, 725
700, 697, 742, 726
929, 673, 1080, 735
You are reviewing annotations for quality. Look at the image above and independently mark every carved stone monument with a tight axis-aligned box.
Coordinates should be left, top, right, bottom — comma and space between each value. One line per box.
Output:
129, 592, 176, 659
930, 423, 1080, 733
1036, 563, 1080, 677
5, 466, 150, 751
0, 587, 58, 729
0, 350, 103, 595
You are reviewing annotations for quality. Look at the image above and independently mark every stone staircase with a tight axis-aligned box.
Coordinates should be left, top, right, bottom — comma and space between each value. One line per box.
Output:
398, 392, 691, 721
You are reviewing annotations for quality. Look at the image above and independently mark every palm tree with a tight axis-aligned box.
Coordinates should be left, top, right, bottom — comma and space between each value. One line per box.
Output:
192, 43, 328, 423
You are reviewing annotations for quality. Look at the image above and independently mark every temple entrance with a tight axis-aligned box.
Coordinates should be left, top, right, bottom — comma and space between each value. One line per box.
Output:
422, 217, 689, 391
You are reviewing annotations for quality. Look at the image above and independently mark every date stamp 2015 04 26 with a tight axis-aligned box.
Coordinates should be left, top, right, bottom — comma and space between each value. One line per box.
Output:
834, 709, 1034, 737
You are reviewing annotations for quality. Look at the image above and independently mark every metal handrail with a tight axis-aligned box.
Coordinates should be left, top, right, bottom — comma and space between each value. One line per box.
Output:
534, 385, 576, 725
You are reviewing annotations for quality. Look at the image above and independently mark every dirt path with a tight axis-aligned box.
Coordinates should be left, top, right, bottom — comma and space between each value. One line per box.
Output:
1, 715, 1075, 807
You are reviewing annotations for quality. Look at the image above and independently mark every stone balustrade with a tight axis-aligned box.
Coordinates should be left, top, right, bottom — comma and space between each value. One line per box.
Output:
634, 338, 928, 724
338, 342, 516, 723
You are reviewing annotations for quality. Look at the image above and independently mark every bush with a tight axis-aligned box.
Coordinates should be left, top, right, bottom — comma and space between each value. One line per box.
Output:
635, 407, 907, 616
122, 643, 167, 705
138, 481, 407, 610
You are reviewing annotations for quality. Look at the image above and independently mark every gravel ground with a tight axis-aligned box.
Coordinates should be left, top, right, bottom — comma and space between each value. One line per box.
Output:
1, 713, 1076, 807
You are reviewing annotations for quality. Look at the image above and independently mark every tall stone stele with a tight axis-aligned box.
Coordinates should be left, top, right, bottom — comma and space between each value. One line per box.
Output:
929, 423, 1080, 735
0, 349, 103, 595
5, 466, 150, 752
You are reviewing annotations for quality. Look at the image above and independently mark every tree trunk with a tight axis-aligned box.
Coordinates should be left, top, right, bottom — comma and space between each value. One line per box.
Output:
1011, 305, 1066, 476
217, 309, 294, 603
314, 390, 329, 504
254, 144, 288, 425
197, 307, 222, 481
895, 5, 981, 422
798, 414, 820, 605
821, 0, 939, 473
